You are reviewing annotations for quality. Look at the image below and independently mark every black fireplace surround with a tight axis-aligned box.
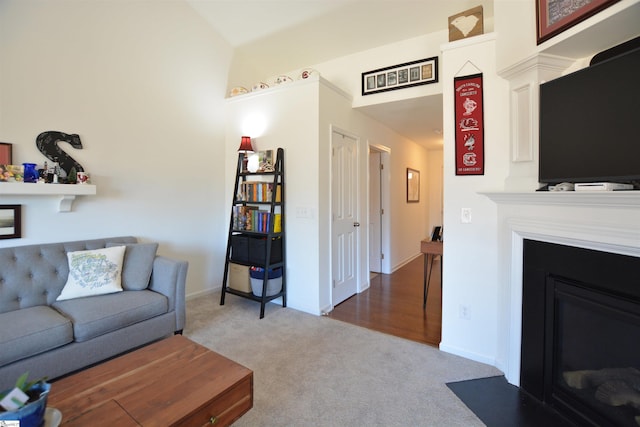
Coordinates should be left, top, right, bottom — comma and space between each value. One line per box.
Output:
521, 240, 640, 426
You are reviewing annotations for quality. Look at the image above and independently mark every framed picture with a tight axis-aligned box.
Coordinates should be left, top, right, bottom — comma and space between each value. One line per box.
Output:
406, 168, 420, 203
431, 226, 442, 242
0, 143, 12, 164
362, 57, 438, 96
448, 6, 484, 42
0, 205, 21, 239
536, 0, 621, 44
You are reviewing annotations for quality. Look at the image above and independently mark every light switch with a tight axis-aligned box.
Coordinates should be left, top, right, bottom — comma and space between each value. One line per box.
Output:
461, 208, 472, 223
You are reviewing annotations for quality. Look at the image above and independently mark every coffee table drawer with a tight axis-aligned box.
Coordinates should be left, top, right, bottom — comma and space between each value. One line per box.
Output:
176, 375, 253, 427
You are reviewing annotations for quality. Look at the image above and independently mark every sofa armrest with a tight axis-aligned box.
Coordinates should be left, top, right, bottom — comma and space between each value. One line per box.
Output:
148, 256, 188, 332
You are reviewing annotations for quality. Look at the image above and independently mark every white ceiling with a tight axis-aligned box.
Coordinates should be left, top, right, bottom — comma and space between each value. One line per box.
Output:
187, 0, 494, 149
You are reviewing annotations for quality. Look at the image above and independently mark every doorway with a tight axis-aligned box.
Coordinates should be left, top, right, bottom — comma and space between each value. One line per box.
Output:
331, 129, 359, 307
368, 144, 391, 275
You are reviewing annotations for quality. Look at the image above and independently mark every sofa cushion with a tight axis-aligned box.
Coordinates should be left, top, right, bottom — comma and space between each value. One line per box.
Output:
56, 246, 126, 301
0, 306, 73, 365
107, 242, 158, 290
52, 290, 169, 342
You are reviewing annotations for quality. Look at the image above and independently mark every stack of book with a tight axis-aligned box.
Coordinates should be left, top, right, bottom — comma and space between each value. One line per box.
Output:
237, 182, 281, 203
233, 206, 281, 233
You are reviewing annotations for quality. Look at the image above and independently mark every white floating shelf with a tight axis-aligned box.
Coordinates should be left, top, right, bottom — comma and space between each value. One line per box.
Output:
0, 183, 96, 212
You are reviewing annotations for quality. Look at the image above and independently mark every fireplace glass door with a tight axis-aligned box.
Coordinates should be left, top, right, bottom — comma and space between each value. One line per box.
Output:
550, 278, 640, 426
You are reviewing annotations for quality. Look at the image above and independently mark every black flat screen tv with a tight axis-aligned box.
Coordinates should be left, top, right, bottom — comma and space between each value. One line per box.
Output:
538, 45, 640, 186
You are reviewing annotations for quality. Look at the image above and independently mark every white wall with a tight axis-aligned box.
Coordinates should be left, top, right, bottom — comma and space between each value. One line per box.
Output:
312, 35, 440, 270
227, 30, 444, 274
439, 34, 511, 365
224, 80, 321, 314
224, 77, 431, 315
0, 1, 233, 297
437, 0, 639, 371
317, 80, 432, 302
0, 0, 440, 316
315, 31, 446, 109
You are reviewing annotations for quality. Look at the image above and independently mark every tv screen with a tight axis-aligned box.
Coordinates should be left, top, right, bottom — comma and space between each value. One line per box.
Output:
538, 46, 640, 186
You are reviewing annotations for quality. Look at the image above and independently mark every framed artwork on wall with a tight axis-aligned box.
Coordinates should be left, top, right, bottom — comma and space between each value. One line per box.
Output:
536, 0, 621, 44
362, 57, 438, 96
0, 205, 21, 239
0, 143, 12, 164
406, 168, 420, 203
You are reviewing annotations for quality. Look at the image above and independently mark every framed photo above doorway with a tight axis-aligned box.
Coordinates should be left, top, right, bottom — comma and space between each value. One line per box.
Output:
362, 57, 438, 96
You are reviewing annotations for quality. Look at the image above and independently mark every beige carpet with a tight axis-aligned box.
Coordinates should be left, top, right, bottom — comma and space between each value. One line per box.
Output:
184, 292, 501, 426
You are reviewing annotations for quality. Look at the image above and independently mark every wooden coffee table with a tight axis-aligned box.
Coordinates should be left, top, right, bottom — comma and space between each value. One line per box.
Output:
48, 335, 253, 426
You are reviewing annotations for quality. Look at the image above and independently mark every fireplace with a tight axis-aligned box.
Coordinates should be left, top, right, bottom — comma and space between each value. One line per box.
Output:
521, 239, 640, 426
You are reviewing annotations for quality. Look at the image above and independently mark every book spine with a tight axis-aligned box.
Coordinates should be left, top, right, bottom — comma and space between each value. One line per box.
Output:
274, 213, 281, 233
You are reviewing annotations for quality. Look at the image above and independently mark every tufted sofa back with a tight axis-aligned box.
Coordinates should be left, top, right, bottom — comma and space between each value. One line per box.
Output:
0, 236, 137, 314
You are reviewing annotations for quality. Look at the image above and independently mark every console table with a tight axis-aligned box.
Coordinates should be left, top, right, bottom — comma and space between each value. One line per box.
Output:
421, 239, 443, 308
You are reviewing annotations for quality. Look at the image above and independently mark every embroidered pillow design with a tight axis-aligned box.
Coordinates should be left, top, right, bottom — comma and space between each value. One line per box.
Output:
56, 246, 126, 301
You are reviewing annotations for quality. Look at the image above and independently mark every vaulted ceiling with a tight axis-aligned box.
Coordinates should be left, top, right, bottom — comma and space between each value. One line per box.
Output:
187, 0, 494, 149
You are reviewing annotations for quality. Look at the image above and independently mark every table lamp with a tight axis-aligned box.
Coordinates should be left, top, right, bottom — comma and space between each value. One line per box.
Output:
238, 136, 254, 172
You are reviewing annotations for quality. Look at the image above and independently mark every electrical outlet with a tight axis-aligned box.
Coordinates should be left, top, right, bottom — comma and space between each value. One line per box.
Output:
461, 208, 472, 223
459, 304, 471, 320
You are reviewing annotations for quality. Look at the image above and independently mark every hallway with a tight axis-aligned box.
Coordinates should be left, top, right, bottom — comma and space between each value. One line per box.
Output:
328, 255, 442, 347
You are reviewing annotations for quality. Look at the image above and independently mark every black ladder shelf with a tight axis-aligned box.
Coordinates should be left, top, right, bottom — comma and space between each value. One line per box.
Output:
220, 147, 286, 318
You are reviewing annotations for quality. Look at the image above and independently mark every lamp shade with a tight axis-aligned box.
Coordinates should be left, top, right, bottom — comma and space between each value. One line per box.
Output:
238, 136, 254, 153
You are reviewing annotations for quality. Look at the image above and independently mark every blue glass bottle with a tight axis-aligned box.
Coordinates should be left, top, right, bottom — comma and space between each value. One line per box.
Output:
23, 163, 39, 183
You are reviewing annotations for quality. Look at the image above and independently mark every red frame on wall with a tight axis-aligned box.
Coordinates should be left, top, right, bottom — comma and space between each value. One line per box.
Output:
536, 0, 621, 44
0, 143, 12, 164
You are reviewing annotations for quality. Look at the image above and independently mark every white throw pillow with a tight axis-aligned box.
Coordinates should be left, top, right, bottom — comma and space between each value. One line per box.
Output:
56, 246, 126, 301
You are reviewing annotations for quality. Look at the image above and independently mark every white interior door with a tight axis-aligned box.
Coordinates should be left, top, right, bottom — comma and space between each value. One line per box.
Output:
369, 150, 382, 273
332, 130, 358, 306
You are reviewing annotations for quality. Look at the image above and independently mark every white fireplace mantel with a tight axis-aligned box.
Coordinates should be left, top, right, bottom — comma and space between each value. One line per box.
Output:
482, 190, 640, 209
485, 190, 640, 386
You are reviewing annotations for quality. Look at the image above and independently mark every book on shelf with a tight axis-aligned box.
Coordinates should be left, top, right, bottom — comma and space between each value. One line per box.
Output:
274, 213, 281, 233
233, 206, 277, 233
238, 182, 281, 203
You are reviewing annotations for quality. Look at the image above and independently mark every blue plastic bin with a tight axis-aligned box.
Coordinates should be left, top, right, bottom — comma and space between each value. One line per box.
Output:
249, 267, 283, 296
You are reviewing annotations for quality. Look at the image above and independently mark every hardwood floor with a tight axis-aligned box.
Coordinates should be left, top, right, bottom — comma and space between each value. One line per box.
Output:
328, 255, 441, 347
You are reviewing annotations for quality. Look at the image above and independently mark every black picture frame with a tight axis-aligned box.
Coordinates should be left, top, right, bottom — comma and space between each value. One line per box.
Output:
362, 57, 438, 96
0, 204, 21, 239
431, 226, 442, 242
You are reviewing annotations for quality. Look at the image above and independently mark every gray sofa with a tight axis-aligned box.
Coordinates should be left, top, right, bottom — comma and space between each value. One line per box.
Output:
0, 236, 188, 390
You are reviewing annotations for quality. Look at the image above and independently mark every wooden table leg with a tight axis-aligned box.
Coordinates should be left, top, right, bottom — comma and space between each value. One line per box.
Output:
424, 253, 433, 308
423, 253, 428, 307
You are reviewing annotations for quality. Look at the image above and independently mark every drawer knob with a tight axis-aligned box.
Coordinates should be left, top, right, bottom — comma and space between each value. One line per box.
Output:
209, 416, 218, 424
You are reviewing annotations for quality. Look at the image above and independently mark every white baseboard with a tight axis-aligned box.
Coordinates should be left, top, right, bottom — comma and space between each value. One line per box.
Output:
186, 287, 217, 301
439, 342, 500, 370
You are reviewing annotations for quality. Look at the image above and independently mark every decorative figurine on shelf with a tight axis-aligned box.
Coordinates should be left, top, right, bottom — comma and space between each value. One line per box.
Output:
22, 163, 38, 183
67, 167, 77, 184
35, 131, 85, 182
52, 159, 60, 184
